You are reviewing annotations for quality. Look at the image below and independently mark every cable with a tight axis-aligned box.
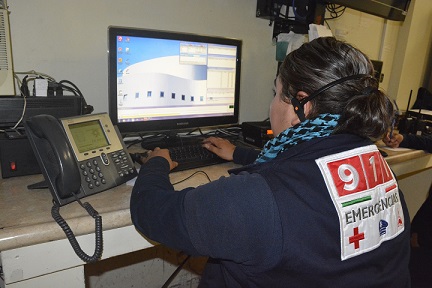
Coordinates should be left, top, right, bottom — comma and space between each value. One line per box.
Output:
10, 95, 27, 129
14, 70, 56, 82
0, 92, 27, 133
58, 80, 94, 114
172, 170, 212, 185
51, 196, 103, 263
0, 73, 28, 133
19, 75, 30, 97
292, 0, 308, 22
161, 255, 191, 288
325, 3, 346, 20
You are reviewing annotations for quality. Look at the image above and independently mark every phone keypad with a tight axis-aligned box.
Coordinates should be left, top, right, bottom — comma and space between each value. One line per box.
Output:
79, 150, 136, 192
79, 161, 106, 190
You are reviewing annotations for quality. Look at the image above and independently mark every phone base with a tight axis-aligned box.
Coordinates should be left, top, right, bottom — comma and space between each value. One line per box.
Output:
28, 180, 48, 190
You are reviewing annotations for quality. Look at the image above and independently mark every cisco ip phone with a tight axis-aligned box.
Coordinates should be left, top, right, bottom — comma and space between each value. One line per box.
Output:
24, 112, 137, 262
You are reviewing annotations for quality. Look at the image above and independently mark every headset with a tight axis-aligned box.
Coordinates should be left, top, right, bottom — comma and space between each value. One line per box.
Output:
290, 74, 371, 121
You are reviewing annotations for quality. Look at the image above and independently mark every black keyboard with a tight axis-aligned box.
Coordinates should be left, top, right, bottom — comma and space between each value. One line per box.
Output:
169, 143, 226, 172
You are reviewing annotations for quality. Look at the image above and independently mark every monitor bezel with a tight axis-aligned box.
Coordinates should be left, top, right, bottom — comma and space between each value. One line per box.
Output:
108, 26, 242, 135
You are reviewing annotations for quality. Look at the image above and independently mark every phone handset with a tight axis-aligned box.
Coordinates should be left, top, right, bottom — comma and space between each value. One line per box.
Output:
25, 114, 81, 198
25, 114, 103, 263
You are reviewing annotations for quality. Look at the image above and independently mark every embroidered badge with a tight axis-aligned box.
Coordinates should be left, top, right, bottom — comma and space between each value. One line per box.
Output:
316, 145, 405, 260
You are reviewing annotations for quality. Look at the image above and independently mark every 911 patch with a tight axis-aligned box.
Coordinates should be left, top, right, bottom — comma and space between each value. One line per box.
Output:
315, 145, 404, 260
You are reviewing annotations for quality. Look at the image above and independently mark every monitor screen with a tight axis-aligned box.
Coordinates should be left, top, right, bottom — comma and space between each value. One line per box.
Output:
108, 26, 242, 136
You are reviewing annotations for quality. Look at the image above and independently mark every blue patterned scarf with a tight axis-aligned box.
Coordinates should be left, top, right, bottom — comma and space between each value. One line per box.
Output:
255, 113, 340, 163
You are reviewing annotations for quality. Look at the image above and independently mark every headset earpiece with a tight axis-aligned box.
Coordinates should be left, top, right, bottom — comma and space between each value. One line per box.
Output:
290, 74, 370, 122
290, 97, 306, 122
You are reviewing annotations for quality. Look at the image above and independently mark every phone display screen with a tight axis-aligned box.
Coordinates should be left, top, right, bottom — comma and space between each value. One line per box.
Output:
69, 120, 110, 153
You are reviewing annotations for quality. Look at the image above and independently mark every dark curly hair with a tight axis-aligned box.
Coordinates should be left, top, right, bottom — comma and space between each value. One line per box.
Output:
278, 37, 393, 141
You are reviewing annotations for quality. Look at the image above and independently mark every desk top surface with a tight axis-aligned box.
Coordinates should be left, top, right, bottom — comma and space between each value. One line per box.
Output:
0, 147, 430, 252
0, 162, 236, 251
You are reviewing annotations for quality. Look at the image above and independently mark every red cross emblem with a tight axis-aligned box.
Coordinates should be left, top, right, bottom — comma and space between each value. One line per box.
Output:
349, 227, 365, 249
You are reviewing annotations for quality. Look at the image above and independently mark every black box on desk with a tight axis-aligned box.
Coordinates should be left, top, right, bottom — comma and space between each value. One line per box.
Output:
0, 96, 82, 128
398, 110, 432, 136
242, 120, 273, 147
0, 134, 41, 178
0, 96, 83, 178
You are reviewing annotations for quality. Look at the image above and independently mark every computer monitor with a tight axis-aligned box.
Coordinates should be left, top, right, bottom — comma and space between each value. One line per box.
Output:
108, 26, 242, 136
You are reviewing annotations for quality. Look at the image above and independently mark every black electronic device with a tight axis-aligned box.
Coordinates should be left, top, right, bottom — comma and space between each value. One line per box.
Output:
24, 112, 137, 206
242, 120, 273, 147
256, 0, 326, 23
397, 89, 432, 136
0, 132, 41, 178
108, 26, 242, 136
256, 0, 326, 38
321, 0, 411, 21
0, 96, 83, 128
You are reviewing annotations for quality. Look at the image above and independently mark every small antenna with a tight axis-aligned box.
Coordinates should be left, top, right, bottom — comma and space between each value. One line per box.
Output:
418, 89, 425, 116
406, 90, 412, 112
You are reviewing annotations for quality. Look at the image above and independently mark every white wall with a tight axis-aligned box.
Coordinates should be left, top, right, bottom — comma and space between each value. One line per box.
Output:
7, 0, 277, 123
323, 8, 402, 94
322, 0, 432, 111
7, 0, 431, 124
388, 0, 432, 110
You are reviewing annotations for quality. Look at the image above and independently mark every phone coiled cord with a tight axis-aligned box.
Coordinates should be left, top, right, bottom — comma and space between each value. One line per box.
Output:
51, 198, 103, 263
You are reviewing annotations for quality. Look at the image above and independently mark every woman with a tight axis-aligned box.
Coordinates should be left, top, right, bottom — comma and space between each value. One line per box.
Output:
384, 131, 432, 287
130, 37, 410, 287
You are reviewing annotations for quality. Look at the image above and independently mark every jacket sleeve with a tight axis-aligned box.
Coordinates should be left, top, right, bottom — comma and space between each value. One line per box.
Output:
183, 171, 283, 269
130, 157, 282, 269
400, 134, 432, 153
233, 146, 261, 165
130, 156, 200, 255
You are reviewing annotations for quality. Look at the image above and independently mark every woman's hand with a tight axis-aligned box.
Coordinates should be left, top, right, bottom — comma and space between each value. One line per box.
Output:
382, 132, 404, 148
202, 137, 236, 161
144, 147, 178, 171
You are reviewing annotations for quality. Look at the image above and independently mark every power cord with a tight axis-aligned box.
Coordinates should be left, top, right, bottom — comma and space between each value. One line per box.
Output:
325, 3, 346, 20
0, 74, 28, 133
58, 80, 94, 115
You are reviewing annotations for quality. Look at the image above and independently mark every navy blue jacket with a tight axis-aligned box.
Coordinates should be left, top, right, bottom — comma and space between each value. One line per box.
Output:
130, 134, 411, 287
400, 134, 432, 248
400, 134, 432, 153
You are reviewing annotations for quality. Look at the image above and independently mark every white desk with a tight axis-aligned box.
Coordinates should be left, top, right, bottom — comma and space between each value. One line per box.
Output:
0, 162, 236, 288
1, 149, 431, 288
